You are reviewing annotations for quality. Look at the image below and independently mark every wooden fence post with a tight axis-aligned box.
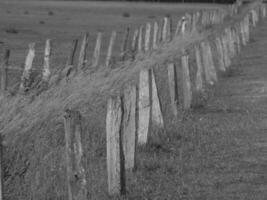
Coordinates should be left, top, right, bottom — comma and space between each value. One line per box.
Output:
106, 96, 126, 195
63, 109, 87, 200
78, 33, 89, 70
194, 45, 204, 92
42, 39, 52, 82
200, 41, 213, 85
206, 41, 218, 83
221, 35, 231, 69
215, 37, 226, 72
152, 21, 159, 50
122, 86, 137, 171
175, 18, 182, 37
151, 69, 164, 128
144, 23, 151, 52
120, 27, 130, 61
168, 63, 178, 117
162, 17, 168, 42
181, 53, 192, 109
1, 49, 10, 94
131, 29, 139, 54
92, 32, 102, 68
138, 68, 151, 145
19, 43, 35, 92
0, 133, 3, 200
106, 30, 117, 67
138, 26, 143, 53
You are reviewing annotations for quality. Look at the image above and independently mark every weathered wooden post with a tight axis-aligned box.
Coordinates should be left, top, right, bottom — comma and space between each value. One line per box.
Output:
19, 43, 35, 92
221, 35, 231, 69
215, 37, 226, 72
175, 18, 182, 37
167, 63, 178, 117
194, 45, 204, 92
106, 96, 126, 195
162, 17, 168, 42
63, 109, 87, 200
92, 32, 102, 68
106, 30, 117, 67
181, 52, 192, 109
138, 68, 151, 145
78, 33, 89, 69
152, 21, 159, 50
151, 69, 164, 128
206, 41, 217, 83
131, 29, 139, 54
200, 41, 213, 85
120, 27, 130, 61
144, 23, 151, 52
42, 39, 52, 82
0, 133, 3, 200
1, 49, 10, 93
122, 86, 137, 171
138, 26, 143, 53
181, 16, 187, 36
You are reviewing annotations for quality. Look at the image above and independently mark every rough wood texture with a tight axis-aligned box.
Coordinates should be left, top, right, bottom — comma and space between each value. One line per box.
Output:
168, 63, 178, 117
194, 45, 204, 91
138, 68, 151, 145
63, 109, 87, 200
144, 23, 151, 52
0, 134, 3, 200
120, 27, 130, 61
106, 31, 117, 67
138, 26, 143, 53
78, 33, 89, 69
181, 54, 192, 109
122, 86, 137, 171
106, 96, 126, 195
153, 21, 159, 50
151, 69, 164, 128
1, 49, 10, 93
19, 43, 35, 92
42, 39, 52, 82
215, 37, 226, 72
92, 32, 102, 68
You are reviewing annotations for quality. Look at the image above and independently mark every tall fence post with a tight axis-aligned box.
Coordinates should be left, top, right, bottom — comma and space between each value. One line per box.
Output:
19, 43, 35, 93
63, 109, 87, 200
106, 30, 117, 67
1, 49, 10, 94
42, 39, 52, 82
144, 23, 151, 52
162, 17, 168, 42
181, 52, 192, 109
92, 32, 102, 68
120, 27, 130, 61
153, 21, 159, 50
138, 26, 143, 53
106, 96, 126, 195
131, 29, 139, 55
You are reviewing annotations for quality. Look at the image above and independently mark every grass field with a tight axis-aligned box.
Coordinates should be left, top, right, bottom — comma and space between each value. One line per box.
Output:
0, 1, 224, 69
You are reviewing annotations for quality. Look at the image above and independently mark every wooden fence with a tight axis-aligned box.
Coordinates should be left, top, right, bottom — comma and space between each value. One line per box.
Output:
0, 0, 266, 199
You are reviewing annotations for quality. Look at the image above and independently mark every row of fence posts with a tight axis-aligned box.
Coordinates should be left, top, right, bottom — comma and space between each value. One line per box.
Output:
0, 7, 227, 97
0, 1, 265, 199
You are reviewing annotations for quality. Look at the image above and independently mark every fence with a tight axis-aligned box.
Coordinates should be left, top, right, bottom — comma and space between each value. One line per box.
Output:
0, 0, 266, 199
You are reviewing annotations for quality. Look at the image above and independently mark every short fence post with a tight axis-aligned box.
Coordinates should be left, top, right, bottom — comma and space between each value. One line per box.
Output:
152, 21, 159, 49
168, 63, 178, 117
181, 52, 192, 109
106, 30, 117, 67
78, 33, 89, 70
106, 96, 126, 195
120, 27, 130, 61
63, 109, 87, 200
144, 23, 151, 52
122, 86, 137, 171
19, 43, 35, 93
92, 32, 102, 68
1, 49, 10, 94
42, 39, 52, 82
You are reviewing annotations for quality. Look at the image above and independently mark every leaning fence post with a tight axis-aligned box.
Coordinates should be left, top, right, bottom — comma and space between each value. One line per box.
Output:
92, 32, 102, 68
123, 86, 137, 171
42, 39, 52, 82
168, 63, 178, 117
120, 27, 130, 61
131, 29, 139, 54
63, 109, 87, 200
106, 96, 126, 195
19, 43, 35, 92
106, 30, 117, 67
1, 49, 10, 94
78, 33, 89, 70
181, 52, 192, 109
